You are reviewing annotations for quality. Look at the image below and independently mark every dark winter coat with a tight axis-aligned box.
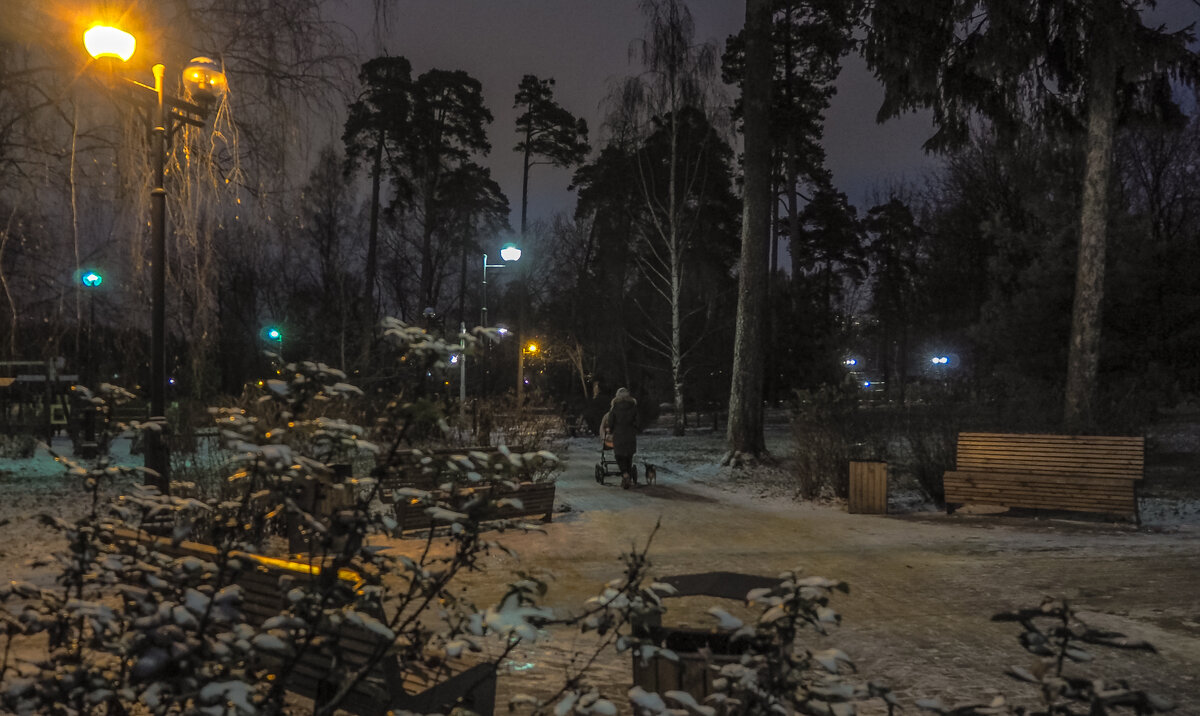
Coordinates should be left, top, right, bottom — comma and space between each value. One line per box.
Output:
602, 390, 639, 457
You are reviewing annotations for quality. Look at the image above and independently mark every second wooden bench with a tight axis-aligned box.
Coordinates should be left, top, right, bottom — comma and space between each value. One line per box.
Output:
943, 432, 1144, 522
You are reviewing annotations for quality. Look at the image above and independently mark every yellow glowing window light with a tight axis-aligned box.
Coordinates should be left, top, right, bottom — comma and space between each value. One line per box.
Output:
84, 25, 136, 62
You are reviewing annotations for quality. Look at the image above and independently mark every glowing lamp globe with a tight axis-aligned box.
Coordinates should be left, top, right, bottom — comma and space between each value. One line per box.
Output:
500, 243, 522, 262
84, 25, 136, 62
183, 57, 227, 105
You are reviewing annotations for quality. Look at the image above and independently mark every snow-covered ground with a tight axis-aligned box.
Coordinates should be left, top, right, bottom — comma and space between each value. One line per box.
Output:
2, 419, 1198, 574
3, 423, 1199, 712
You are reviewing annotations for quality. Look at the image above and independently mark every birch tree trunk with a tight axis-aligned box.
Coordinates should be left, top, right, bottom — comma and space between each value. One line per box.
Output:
668, 103, 687, 437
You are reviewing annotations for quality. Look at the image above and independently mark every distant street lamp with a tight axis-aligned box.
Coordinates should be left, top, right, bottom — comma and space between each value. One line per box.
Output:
264, 326, 284, 358
518, 340, 538, 408
81, 270, 104, 444
84, 23, 226, 490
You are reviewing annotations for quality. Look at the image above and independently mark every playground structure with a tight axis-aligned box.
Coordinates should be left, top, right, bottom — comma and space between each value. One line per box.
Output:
0, 359, 78, 442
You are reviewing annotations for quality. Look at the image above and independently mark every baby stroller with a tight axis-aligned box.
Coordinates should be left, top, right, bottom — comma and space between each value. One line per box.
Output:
594, 432, 638, 489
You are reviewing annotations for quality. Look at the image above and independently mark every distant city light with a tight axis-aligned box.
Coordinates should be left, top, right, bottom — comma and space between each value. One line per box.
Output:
863, 381, 871, 388
449, 354, 459, 365
844, 358, 857, 366
931, 356, 949, 364
496, 327, 509, 335
168, 378, 176, 385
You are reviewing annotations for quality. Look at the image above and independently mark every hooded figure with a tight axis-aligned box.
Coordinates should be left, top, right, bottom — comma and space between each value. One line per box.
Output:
600, 387, 639, 482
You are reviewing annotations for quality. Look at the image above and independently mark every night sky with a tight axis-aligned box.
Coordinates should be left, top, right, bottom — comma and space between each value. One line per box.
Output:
337, 2, 1199, 234
345, 0, 938, 234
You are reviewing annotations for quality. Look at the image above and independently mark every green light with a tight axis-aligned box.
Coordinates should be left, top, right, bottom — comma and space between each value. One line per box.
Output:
266, 327, 282, 341
82, 271, 103, 287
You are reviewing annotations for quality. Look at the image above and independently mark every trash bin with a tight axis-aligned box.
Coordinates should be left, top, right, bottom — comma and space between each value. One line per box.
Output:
848, 461, 888, 514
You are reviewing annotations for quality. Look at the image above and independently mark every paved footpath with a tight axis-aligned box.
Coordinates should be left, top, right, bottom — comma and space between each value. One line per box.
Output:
381, 437, 1200, 713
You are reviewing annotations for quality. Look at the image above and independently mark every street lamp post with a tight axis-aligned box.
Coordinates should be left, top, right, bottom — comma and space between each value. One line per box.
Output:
458, 322, 467, 418
518, 341, 538, 409
480, 243, 521, 397
263, 326, 284, 361
81, 270, 103, 445
480, 243, 522, 329
84, 24, 226, 491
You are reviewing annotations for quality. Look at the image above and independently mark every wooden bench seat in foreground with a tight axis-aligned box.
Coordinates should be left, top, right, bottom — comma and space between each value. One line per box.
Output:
110, 527, 496, 715
943, 432, 1144, 522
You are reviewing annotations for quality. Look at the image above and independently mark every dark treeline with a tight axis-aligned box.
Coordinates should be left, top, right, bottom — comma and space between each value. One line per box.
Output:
1, 0, 1197, 436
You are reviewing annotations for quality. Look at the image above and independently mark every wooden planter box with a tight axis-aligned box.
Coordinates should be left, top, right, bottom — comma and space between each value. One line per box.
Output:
630, 572, 779, 706
395, 481, 556, 533
631, 627, 741, 700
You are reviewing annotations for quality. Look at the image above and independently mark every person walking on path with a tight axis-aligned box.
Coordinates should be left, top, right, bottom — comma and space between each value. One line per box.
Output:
600, 387, 639, 488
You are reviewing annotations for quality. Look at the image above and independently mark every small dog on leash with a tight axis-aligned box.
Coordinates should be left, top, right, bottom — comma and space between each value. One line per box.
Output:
643, 463, 657, 485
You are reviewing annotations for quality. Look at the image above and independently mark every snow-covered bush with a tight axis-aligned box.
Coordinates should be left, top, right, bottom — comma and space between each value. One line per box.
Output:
791, 386, 863, 499
0, 320, 579, 715
0, 433, 37, 459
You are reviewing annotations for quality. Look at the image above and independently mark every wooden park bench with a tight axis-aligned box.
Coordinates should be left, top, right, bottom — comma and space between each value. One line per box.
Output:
943, 432, 1144, 522
392, 480, 557, 533
375, 445, 529, 493
376, 446, 556, 535
631, 572, 779, 702
110, 527, 497, 715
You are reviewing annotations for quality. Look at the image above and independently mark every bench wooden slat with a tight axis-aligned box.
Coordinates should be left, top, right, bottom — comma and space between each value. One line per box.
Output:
945, 484, 1134, 503
958, 432, 1145, 445
956, 435, 1144, 479
945, 470, 1137, 489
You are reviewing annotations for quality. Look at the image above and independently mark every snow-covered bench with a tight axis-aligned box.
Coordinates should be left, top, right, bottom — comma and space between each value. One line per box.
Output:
110, 527, 496, 715
375, 445, 531, 495
375, 446, 554, 535
392, 480, 556, 533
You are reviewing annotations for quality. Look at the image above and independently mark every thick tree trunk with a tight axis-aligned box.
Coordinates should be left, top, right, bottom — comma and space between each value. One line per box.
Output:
726, 0, 772, 460
419, 204, 435, 312
1064, 30, 1116, 433
521, 135, 532, 236
362, 134, 384, 363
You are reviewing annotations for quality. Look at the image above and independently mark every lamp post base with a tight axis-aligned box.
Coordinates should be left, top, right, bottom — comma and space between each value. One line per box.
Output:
144, 432, 170, 493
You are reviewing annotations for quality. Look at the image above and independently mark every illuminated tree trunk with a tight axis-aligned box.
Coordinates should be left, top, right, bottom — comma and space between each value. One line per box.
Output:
726, 0, 772, 461
1064, 30, 1116, 433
